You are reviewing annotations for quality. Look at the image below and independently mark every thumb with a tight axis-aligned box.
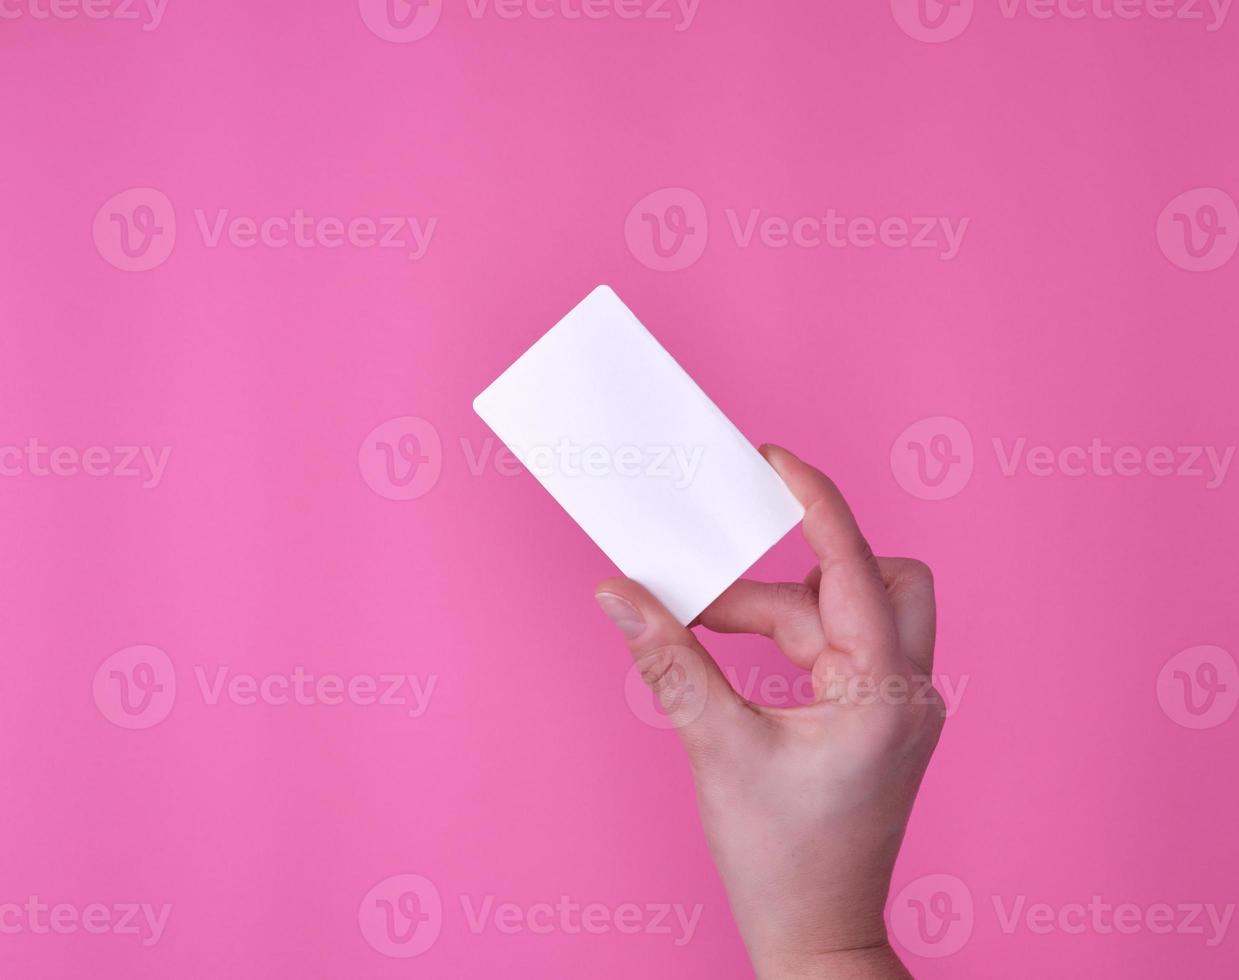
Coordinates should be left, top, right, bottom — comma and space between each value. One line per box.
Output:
595, 577, 751, 759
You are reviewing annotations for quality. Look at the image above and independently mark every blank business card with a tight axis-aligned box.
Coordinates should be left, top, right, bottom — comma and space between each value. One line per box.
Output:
473, 286, 804, 625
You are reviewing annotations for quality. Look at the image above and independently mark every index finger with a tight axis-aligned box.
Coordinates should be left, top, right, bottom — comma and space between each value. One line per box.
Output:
760, 444, 901, 673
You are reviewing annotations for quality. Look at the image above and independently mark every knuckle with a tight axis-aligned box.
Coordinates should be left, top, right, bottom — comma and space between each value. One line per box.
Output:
870, 677, 947, 751
773, 581, 817, 612
923, 685, 948, 726
904, 558, 935, 589
888, 557, 935, 597
635, 647, 680, 691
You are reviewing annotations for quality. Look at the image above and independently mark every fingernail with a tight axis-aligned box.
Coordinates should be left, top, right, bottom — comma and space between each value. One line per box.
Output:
595, 593, 646, 639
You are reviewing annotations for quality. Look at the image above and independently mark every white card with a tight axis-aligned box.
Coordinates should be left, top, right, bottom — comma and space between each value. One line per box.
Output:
473, 286, 804, 625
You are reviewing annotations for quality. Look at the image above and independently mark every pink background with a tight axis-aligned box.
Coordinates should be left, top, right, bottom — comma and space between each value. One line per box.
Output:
2, 1, 1237, 977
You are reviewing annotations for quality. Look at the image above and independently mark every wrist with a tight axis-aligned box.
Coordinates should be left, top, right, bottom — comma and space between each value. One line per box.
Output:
753, 940, 911, 980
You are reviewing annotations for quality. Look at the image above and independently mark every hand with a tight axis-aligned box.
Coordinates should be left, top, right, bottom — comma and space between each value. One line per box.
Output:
594, 444, 943, 979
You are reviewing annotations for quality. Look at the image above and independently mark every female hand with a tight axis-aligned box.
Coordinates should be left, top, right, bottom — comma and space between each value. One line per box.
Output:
595, 444, 943, 979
